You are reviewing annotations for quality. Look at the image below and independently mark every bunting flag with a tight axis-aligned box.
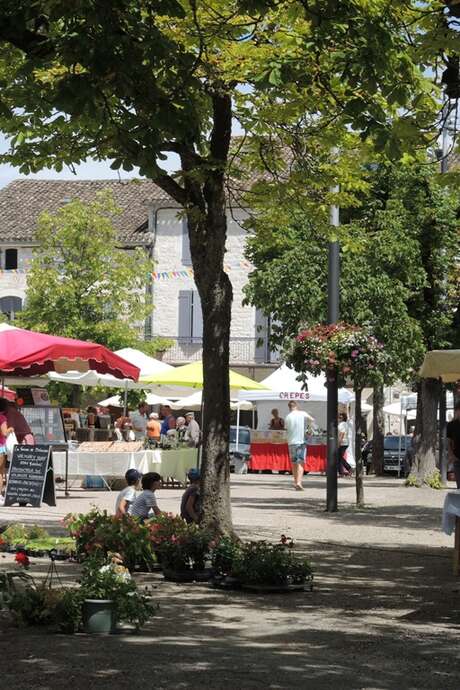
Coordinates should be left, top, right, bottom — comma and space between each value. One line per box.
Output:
150, 260, 252, 281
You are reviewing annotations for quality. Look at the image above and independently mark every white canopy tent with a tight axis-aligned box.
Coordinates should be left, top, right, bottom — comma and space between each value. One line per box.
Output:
238, 364, 354, 431
97, 392, 174, 408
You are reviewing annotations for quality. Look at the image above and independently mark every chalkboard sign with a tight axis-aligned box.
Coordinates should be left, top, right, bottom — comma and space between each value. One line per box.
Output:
4, 445, 56, 507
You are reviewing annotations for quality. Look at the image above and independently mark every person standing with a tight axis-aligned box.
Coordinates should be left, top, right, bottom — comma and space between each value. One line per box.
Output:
269, 409, 285, 430
185, 412, 200, 447
337, 412, 353, 477
0, 398, 34, 444
285, 400, 310, 490
447, 401, 460, 488
130, 402, 148, 441
146, 412, 161, 447
160, 405, 176, 436
115, 469, 142, 517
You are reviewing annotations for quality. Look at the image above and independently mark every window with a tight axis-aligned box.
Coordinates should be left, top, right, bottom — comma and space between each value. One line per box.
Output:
181, 218, 192, 266
178, 290, 203, 341
4, 248, 18, 270
0, 296, 22, 320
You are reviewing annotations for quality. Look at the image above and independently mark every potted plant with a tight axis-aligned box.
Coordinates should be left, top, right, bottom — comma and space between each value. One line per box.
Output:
232, 539, 313, 592
78, 555, 154, 633
147, 514, 212, 582
210, 536, 242, 589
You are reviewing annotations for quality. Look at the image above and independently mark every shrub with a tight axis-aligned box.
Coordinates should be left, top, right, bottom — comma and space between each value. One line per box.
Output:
232, 540, 313, 587
147, 514, 212, 571
64, 508, 157, 571
211, 536, 242, 577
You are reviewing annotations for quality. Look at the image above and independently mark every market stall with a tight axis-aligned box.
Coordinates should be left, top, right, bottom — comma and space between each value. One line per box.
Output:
239, 364, 354, 473
249, 430, 327, 473
53, 443, 197, 486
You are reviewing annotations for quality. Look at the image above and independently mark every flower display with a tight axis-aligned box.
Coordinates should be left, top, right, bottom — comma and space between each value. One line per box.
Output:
287, 322, 390, 388
15, 551, 30, 569
64, 508, 157, 572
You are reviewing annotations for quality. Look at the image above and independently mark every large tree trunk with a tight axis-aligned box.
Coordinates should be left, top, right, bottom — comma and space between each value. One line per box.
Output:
183, 92, 234, 535
354, 387, 365, 507
412, 377, 441, 484
372, 384, 385, 476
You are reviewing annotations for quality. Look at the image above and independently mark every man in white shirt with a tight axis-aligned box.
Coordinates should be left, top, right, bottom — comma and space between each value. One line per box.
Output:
285, 400, 310, 490
185, 412, 201, 447
130, 402, 148, 441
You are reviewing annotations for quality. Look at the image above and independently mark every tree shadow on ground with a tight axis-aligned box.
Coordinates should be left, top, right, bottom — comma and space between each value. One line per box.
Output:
231, 493, 446, 533
1, 541, 459, 689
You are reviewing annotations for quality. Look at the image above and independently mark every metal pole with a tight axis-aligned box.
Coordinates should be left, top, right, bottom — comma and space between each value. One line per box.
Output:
326, 192, 340, 512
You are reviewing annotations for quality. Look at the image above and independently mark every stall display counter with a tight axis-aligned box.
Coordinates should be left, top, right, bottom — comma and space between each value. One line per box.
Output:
53, 443, 197, 487
248, 430, 326, 473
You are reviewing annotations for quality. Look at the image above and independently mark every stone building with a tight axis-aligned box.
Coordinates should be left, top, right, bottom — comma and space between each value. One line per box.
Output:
0, 179, 278, 377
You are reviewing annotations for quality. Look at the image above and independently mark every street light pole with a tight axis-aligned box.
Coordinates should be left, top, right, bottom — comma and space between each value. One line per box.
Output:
326, 193, 340, 512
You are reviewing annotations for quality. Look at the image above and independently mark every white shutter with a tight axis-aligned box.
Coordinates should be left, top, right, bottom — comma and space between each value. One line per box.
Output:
178, 290, 193, 340
192, 291, 203, 338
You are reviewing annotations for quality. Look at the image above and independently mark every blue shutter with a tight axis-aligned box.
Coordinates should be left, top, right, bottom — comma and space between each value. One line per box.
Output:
192, 291, 203, 338
181, 218, 192, 266
178, 290, 193, 341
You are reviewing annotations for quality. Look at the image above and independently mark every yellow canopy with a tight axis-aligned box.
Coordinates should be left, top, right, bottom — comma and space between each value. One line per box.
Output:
419, 350, 460, 383
140, 360, 268, 390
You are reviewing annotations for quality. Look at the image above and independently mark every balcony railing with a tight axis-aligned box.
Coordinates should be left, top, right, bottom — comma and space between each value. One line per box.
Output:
154, 336, 281, 365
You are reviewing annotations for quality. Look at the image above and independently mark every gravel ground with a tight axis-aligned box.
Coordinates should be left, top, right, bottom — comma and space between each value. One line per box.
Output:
1, 474, 459, 689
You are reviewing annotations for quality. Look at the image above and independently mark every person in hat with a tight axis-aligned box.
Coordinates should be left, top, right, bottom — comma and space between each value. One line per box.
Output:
146, 412, 161, 447
115, 468, 142, 517
180, 468, 201, 523
185, 412, 200, 447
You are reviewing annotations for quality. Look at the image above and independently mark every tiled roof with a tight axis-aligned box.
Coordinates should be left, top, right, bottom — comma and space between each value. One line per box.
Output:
0, 179, 173, 244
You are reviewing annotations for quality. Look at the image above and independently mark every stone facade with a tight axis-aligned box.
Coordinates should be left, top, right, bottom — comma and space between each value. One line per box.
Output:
150, 206, 273, 366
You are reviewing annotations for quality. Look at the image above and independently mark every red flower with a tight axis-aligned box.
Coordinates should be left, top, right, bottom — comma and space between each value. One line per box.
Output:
15, 551, 30, 568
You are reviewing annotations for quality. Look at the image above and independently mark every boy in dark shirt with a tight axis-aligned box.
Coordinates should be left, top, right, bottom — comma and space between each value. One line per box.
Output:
180, 468, 201, 523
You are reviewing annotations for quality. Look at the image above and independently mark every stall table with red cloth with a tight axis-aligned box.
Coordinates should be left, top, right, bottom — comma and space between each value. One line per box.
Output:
248, 430, 326, 473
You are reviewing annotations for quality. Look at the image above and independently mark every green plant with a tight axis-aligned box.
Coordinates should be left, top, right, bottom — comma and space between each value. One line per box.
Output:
8, 582, 66, 626
405, 474, 421, 487
425, 470, 443, 490
2, 523, 31, 546
232, 540, 313, 587
79, 558, 154, 628
147, 514, 212, 571
64, 508, 157, 571
24, 537, 75, 554
211, 537, 242, 577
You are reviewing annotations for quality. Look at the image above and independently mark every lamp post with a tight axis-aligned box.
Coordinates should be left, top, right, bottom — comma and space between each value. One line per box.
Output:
326, 192, 340, 512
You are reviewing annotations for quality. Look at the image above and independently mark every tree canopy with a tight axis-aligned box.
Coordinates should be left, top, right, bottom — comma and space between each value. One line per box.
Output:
18, 192, 155, 351
244, 161, 459, 386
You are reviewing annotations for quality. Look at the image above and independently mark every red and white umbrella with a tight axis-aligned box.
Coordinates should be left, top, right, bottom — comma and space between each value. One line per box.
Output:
0, 324, 140, 381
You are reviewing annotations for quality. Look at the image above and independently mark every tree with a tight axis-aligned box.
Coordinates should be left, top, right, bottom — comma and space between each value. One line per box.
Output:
0, 1, 450, 532
18, 192, 154, 351
244, 161, 460, 484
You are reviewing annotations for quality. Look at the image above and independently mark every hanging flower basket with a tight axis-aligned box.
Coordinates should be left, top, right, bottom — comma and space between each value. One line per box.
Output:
286, 322, 390, 388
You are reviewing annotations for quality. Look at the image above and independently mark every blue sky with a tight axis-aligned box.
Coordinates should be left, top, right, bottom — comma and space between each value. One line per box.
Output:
0, 132, 178, 188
